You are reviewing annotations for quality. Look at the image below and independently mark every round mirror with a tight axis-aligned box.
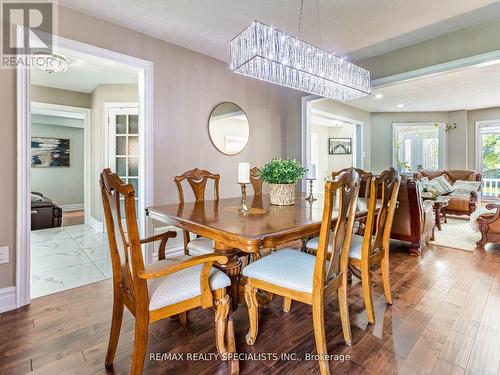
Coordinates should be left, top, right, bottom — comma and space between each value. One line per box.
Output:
208, 102, 249, 155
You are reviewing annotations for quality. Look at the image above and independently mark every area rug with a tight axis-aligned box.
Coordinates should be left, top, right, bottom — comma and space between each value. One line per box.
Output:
430, 217, 481, 252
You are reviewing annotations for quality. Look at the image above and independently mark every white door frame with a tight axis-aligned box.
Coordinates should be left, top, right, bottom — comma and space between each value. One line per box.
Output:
31, 102, 91, 224
301, 95, 364, 190
16, 34, 154, 308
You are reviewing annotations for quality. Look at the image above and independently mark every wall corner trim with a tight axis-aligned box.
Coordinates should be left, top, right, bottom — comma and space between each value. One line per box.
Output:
0, 287, 17, 313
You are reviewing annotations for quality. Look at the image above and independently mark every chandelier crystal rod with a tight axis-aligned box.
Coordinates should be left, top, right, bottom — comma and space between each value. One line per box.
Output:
230, 20, 371, 101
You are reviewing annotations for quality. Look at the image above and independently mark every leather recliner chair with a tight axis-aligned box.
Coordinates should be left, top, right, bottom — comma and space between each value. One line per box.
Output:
390, 177, 435, 256
31, 192, 63, 230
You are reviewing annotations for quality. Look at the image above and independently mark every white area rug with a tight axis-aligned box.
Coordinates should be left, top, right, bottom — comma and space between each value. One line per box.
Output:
431, 217, 481, 252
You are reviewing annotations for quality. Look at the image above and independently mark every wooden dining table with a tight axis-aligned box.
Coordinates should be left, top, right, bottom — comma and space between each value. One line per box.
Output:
146, 192, 373, 308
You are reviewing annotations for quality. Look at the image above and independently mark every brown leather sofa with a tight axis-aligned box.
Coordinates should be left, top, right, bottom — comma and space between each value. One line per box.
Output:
414, 170, 482, 216
390, 176, 435, 256
31, 192, 63, 230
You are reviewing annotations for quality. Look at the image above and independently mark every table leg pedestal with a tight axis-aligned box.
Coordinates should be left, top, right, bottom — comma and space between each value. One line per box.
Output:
214, 242, 242, 311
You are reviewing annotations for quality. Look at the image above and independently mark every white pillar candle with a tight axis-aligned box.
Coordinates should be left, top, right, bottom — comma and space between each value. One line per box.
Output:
238, 162, 250, 184
306, 164, 316, 179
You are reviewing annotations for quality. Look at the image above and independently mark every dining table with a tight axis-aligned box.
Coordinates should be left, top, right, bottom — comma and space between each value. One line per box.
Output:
146, 192, 374, 309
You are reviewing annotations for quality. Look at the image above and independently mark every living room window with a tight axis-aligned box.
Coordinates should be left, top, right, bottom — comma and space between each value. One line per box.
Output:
476, 120, 500, 197
393, 122, 446, 172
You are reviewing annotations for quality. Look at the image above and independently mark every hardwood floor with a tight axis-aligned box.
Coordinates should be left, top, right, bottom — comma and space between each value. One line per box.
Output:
1, 242, 499, 375
62, 210, 85, 227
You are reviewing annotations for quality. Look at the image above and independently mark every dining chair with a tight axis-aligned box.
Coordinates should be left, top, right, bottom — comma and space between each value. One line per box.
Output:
332, 168, 372, 235
242, 170, 360, 375
100, 169, 236, 375
348, 168, 400, 323
250, 167, 262, 196
307, 168, 400, 324
175, 168, 220, 255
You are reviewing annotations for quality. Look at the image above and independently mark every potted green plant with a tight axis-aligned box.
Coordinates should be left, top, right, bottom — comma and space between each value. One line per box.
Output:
260, 159, 306, 205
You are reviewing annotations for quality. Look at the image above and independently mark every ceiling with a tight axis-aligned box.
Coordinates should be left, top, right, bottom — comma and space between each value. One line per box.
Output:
350, 61, 500, 112
310, 110, 353, 128
58, 0, 500, 63
31, 47, 138, 93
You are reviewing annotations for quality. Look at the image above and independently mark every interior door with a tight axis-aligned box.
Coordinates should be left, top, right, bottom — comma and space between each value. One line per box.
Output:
107, 105, 141, 227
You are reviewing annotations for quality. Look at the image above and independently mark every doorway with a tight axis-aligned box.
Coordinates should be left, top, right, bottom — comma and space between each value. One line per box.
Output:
17, 35, 153, 306
302, 96, 363, 194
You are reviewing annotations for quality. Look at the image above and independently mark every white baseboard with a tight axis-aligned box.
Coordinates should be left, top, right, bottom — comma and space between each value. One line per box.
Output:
88, 216, 104, 233
60, 204, 84, 212
0, 286, 17, 313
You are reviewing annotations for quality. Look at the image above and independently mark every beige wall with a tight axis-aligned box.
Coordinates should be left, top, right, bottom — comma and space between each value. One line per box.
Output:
90, 84, 138, 221
0, 6, 300, 289
447, 110, 468, 170
31, 85, 91, 108
0, 68, 16, 289
370, 112, 449, 173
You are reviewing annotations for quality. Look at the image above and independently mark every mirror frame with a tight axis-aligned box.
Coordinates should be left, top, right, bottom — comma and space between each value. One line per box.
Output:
207, 102, 250, 156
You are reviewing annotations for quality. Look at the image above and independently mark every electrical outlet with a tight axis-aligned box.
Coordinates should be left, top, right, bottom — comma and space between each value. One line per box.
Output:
0, 246, 9, 264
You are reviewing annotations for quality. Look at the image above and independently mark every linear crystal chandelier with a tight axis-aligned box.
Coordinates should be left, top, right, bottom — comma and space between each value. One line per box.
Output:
230, 21, 371, 101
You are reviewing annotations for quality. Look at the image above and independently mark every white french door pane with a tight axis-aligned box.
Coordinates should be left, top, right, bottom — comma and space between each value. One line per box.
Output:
128, 136, 139, 156
116, 115, 127, 134
128, 157, 138, 176
116, 157, 127, 176
129, 115, 139, 134
116, 136, 127, 155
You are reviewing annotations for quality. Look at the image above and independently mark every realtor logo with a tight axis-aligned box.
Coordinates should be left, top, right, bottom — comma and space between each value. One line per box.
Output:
2, 1, 53, 56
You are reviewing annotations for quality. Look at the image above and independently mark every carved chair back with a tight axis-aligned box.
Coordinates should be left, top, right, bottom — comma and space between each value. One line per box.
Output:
100, 168, 147, 309
331, 168, 372, 199
250, 167, 262, 196
175, 168, 220, 204
314, 169, 360, 293
363, 168, 400, 260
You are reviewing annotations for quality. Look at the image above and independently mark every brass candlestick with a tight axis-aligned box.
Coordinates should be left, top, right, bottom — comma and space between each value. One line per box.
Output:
238, 183, 249, 213
305, 178, 317, 202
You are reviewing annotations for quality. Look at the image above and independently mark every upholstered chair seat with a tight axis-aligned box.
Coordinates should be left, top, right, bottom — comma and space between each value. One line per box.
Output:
242, 249, 315, 293
306, 233, 364, 260
186, 237, 215, 255
148, 256, 231, 310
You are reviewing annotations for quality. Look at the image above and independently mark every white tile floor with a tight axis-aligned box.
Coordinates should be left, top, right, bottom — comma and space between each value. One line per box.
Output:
31, 224, 112, 298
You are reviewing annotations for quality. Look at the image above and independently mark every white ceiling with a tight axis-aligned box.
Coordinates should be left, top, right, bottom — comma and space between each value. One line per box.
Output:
350, 61, 500, 112
310, 110, 353, 128
31, 47, 138, 93
58, 0, 500, 63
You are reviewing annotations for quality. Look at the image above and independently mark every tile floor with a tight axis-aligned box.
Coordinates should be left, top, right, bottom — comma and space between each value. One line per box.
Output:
31, 224, 112, 298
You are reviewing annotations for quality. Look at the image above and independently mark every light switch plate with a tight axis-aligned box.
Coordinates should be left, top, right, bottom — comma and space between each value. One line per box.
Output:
0, 246, 9, 264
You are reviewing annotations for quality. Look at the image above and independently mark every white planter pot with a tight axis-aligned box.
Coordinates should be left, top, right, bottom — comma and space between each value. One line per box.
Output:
269, 183, 296, 206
